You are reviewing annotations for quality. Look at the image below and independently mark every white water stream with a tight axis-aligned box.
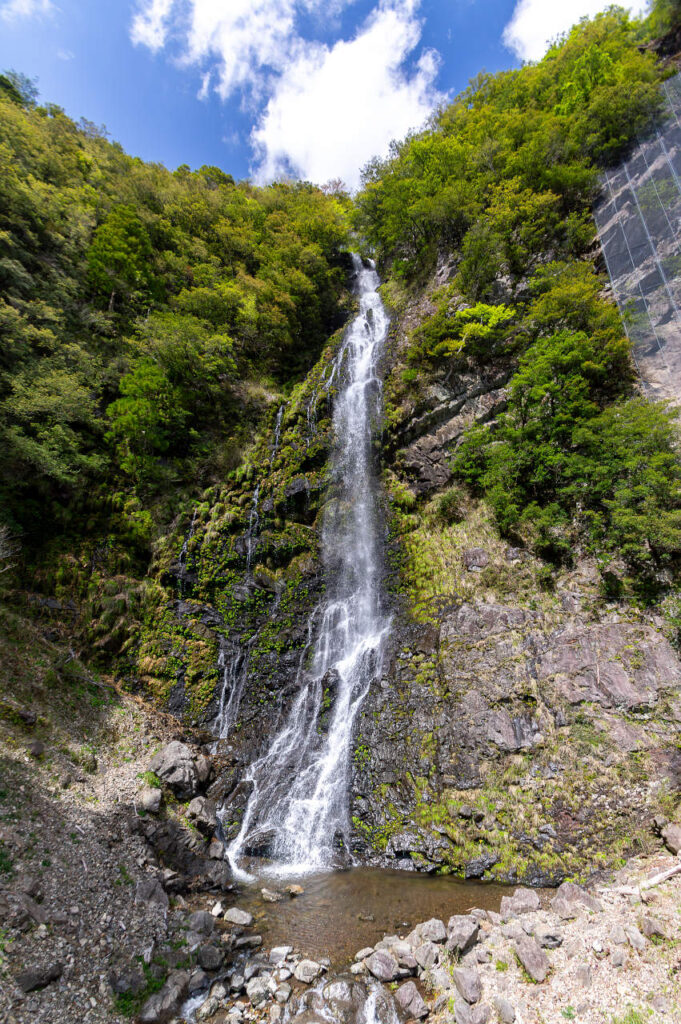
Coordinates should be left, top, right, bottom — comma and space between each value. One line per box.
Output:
223, 255, 390, 877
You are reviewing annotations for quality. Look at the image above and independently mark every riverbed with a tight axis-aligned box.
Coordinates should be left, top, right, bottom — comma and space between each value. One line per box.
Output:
231, 867, 510, 966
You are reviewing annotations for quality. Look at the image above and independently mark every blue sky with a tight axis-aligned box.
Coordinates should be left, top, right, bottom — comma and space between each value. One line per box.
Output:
0, 0, 649, 188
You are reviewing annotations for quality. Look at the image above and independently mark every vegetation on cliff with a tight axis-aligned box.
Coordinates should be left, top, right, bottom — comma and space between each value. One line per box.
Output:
356, 8, 681, 589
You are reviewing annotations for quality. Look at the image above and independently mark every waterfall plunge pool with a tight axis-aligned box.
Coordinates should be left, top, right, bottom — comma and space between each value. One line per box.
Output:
227, 867, 512, 967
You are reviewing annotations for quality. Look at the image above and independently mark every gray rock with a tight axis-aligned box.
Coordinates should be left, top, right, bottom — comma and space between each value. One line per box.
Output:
661, 822, 681, 855
414, 941, 439, 970
420, 918, 447, 943
198, 996, 220, 1021
552, 881, 601, 914
464, 548, 489, 571
189, 911, 215, 935
230, 973, 245, 992
188, 969, 208, 995
149, 741, 200, 799
136, 878, 169, 911
138, 785, 162, 814
225, 907, 253, 926
16, 963, 63, 993
355, 946, 374, 961
246, 976, 270, 1006
500, 888, 540, 920
514, 936, 548, 983
494, 997, 516, 1023
611, 948, 627, 968
452, 967, 481, 1004
270, 945, 294, 963
139, 970, 190, 1022
642, 916, 668, 940
350, 962, 367, 975
198, 944, 223, 971
187, 796, 218, 835
275, 983, 292, 1004
294, 959, 323, 984
427, 967, 454, 992
551, 897, 578, 920
395, 981, 429, 1019
447, 915, 480, 954
109, 968, 146, 996
535, 926, 562, 949
454, 998, 491, 1024
235, 934, 262, 949
575, 964, 592, 989
625, 925, 646, 950
366, 950, 399, 981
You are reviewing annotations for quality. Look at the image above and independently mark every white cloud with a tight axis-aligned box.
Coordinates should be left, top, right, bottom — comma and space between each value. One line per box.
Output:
1, 0, 52, 22
130, 0, 442, 187
131, 0, 175, 52
252, 1, 442, 189
503, 0, 650, 62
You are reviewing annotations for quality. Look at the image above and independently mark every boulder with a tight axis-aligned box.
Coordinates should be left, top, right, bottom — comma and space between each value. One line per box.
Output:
414, 941, 439, 970
136, 878, 169, 911
150, 742, 200, 799
551, 881, 601, 914
366, 950, 399, 981
463, 549, 489, 571
493, 997, 515, 1023
662, 822, 681, 855
187, 796, 218, 835
452, 967, 481, 1004
294, 960, 323, 984
246, 977, 270, 1007
138, 786, 162, 814
16, 963, 63, 993
420, 918, 447, 943
642, 916, 669, 940
224, 907, 253, 926
270, 945, 293, 963
534, 925, 562, 949
453, 998, 490, 1024
395, 981, 428, 1019
447, 915, 479, 954
500, 887, 540, 920
514, 937, 548, 983
139, 970, 190, 1023
189, 910, 215, 935
198, 944, 223, 971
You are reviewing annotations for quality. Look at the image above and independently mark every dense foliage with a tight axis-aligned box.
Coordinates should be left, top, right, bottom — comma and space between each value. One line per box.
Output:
0, 75, 351, 563
358, 8, 681, 586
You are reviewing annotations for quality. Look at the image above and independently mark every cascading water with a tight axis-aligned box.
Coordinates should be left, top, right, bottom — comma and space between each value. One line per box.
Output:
224, 254, 390, 877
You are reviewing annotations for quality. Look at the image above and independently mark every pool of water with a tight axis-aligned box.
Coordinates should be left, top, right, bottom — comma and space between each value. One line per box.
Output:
232, 867, 511, 966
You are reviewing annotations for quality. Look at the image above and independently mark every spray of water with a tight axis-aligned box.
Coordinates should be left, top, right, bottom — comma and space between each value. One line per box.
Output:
223, 255, 390, 877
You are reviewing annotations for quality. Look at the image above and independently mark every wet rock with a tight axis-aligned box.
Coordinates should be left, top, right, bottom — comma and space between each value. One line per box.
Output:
150, 741, 201, 800
420, 918, 447, 943
514, 936, 548, 983
276, 983, 292, 1004
224, 907, 253, 926
262, 887, 284, 902
447, 915, 479, 954
139, 970, 190, 1023
230, 973, 245, 992
198, 944, 223, 971
452, 967, 481, 1004
198, 996, 220, 1020
285, 884, 304, 896
188, 969, 208, 994
366, 950, 399, 981
464, 853, 498, 878
235, 934, 262, 950
355, 947, 374, 961
294, 959, 323, 984
270, 945, 294, 963
16, 962, 63, 992
395, 981, 428, 1019
661, 822, 681, 855
138, 785, 162, 814
187, 796, 218, 835
247, 976, 270, 1006
500, 888, 540, 920
211, 901, 224, 917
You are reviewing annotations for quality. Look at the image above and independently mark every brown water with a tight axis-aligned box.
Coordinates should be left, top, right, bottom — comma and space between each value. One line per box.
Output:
234, 868, 509, 966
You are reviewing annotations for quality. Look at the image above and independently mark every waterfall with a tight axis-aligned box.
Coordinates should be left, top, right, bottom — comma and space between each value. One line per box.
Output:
224, 254, 390, 877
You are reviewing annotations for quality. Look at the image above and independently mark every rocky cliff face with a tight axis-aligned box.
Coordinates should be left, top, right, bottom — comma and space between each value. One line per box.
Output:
137, 263, 681, 886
